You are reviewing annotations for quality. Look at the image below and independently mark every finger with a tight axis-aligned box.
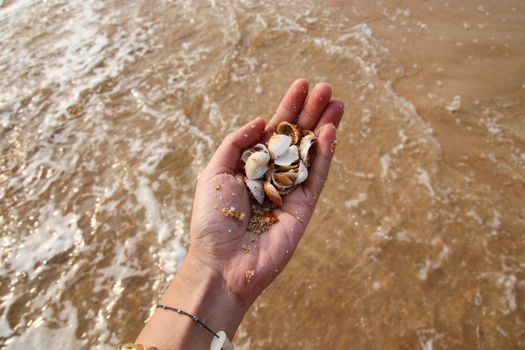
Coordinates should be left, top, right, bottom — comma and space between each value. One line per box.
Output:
314, 99, 345, 134
205, 117, 266, 176
303, 123, 337, 199
263, 79, 309, 140
296, 83, 332, 130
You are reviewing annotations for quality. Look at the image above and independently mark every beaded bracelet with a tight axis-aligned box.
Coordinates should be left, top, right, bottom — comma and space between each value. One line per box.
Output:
156, 304, 218, 339
116, 305, 234, 350
156, 304, 234, 350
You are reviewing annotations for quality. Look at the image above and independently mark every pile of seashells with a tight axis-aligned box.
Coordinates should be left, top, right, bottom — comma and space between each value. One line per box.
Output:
241, 121, 317, 207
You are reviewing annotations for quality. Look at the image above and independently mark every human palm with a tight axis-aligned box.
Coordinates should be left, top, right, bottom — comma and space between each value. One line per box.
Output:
188, 79, 344, 307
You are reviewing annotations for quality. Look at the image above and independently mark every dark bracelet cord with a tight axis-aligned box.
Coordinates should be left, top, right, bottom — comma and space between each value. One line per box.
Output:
157, 304, 219, 339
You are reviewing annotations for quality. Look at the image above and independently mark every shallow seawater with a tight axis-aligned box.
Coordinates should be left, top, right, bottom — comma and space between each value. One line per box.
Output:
1, 0, 524, 349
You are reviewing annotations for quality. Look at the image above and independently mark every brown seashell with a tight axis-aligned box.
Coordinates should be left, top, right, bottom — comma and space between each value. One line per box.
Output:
277, 121, 301, 144
263, 181, 283, 207
273, 172, 294, 186
271, 172, 295, 193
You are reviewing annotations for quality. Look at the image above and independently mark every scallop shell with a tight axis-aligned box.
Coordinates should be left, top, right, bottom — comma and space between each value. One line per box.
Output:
295, 161, 308, 185
245, 179, 265, 205
274, 145, 298, 166
299, 134, 316, 167
268, 134, 292, 159
277, 121, 301, 144
263, 181, 283, 207
245, 151, 270, 180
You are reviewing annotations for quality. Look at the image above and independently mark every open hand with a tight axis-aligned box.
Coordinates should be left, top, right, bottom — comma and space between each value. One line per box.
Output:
188, 79, 345, 308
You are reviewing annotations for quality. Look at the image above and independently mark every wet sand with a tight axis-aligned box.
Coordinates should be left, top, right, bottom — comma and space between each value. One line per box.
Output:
0, 0, 524, 349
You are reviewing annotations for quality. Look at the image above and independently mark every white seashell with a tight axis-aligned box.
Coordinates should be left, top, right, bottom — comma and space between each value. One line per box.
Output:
268, 134, 292, 159
241, 143, 268, 163
274, 145, 299, 166
295, 161, 308, 185
245, 151, 270, 179
252, 143, 269, 154
241, 149, 252, 163
299, 134, 316, 167
245, 179, 265, 205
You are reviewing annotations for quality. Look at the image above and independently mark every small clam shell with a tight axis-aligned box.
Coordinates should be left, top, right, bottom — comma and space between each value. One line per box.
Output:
276, 121, 301, 144
268, 134, 292, 159
275, 160, 299, 172
241, 149, 252, 163
241, 143, 268, 163
295, 161, 308, 185
273, 172, 295, 187
245, 179, 265, 205
245, 151, 270, 179
274, 145, 299, 166
271, 172, 294, 192
299, 134, 317, 167
263, 181, 283, 207
252, 143, 269, 153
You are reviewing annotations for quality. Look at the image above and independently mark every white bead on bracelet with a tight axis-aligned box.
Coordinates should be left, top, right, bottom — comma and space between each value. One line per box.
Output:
210, 330, 234, 350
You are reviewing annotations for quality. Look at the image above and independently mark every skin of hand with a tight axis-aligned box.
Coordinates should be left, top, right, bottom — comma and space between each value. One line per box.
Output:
136, 79, 344, 349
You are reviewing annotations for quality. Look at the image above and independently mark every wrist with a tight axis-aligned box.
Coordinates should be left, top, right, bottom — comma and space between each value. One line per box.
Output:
137, 253, 246, 349
176, 253, 248, 330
